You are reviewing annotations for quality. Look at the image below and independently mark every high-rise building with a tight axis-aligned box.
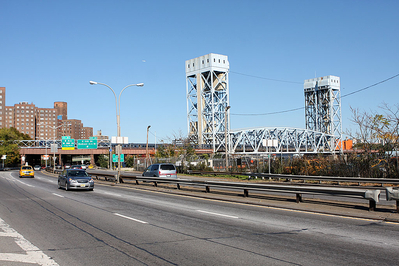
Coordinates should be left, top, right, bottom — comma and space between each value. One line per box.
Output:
81, 127, 93, 139
0, 87, 93, 140
36, 107, 58, 140
54, 101, 67, 120
16, 102, 38, 138
63, 119, 85, 140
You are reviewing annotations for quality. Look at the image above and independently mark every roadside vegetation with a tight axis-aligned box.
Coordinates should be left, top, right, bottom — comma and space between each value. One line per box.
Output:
0, 127, 31, 167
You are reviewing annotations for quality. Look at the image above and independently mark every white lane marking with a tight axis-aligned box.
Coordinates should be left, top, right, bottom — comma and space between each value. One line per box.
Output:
197, 210, 239, 219
0, 217, 59, 265
102, 192, 122, 197
52, 193, 64, 198
14, 179, 35, 188
114, 213, 148, 224
35, 176, 56, 184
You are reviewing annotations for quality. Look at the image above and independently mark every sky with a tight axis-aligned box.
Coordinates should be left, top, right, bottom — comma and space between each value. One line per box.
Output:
1, 0, 398, 143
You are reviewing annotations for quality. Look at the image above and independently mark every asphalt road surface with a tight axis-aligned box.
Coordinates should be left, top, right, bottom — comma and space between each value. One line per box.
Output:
0, 170, 399, 265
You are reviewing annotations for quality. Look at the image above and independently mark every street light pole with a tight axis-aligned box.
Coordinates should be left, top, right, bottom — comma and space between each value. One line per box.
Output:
225, 106, 231, 172
90, 81, 144, 183
146, 125, 151, 168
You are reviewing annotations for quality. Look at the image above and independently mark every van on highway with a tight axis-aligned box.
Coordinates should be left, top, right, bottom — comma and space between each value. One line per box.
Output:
142, 163, 177, 178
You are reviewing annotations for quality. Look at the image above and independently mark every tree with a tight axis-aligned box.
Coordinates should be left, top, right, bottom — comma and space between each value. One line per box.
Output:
346, 104, 399, 177
155, 144, 176, 158
0, 128, 31, 167
125, 155, 135, 168
96, 154, 109, 168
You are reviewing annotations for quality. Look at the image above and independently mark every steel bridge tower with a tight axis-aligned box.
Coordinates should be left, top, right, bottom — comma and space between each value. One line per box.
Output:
186, 53, 230, 151
304, 75, 342, 151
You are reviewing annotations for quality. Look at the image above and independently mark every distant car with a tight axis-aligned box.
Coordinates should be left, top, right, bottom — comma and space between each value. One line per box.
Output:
71, 165, 82, 169
33, 165, 41, 171
65, 164, 71, 169
80, 165, 87, 170
142, 163, 177, 178
19, 165, 34, 178
58, 169, 94, 191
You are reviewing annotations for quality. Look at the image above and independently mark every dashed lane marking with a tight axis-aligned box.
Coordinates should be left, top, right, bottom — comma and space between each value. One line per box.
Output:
196, 210, 239, 219
114, 213, 148, 224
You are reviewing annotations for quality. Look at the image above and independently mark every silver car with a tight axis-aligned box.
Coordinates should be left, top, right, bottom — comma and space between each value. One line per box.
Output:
142, 163, 177, 178
58, 169, 94, 191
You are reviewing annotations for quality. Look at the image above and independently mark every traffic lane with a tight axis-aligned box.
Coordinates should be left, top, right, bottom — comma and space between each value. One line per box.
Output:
3, 171, 290, 265
51, 183, 399, 265
11, 169, 399, 249
1, 172, 399, 265
0, 172, 169, 265
6, 170, 399, 243
10, 170, 399, 250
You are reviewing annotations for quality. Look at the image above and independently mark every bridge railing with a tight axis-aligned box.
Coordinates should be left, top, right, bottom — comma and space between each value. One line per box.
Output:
187, 170, 399, 186
86, 170, 393, 212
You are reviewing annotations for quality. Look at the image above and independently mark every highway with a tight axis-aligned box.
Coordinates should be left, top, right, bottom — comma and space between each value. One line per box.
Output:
0, 171, 399, 265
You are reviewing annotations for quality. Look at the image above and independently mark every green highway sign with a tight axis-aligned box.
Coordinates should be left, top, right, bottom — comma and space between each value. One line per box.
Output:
62, 136, 75, 150
112, 154, 124, 163
77, 137, 98, 149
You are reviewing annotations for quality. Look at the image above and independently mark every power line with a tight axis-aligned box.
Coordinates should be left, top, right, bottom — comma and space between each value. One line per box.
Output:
231, 73, 399, 116
232, 107, 304, 116
230, 71, 302, 84
341, 73, 399, 98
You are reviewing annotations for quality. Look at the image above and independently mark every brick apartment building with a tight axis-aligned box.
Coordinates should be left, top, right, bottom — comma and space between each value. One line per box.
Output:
0, 87, 93, 140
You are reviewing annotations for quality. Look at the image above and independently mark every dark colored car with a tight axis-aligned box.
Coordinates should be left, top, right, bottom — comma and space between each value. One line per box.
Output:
58, 169, 94, 191
142, 163, 177, 178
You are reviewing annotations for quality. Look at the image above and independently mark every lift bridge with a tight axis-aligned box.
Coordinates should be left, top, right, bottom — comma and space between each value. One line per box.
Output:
186, 53, 342, 155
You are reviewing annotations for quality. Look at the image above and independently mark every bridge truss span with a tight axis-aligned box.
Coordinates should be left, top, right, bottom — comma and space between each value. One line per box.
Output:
229, 127, 338, 155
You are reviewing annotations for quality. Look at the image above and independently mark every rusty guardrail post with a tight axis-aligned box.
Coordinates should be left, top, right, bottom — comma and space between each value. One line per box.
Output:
296, 193, 303, 203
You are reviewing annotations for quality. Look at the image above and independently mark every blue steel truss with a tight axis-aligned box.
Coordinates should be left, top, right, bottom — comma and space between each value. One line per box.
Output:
227, 127, 338, 154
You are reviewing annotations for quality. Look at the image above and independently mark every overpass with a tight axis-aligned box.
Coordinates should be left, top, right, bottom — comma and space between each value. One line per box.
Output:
16, 139, 153, 166
14, 140, 213, 166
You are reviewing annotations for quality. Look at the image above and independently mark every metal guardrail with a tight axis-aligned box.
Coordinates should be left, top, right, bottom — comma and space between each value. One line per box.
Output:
0, 167, 19, 171
187, 170, 399, 186
86, 170, 391, 212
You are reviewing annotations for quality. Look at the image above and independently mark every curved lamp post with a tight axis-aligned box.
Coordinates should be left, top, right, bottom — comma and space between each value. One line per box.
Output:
146, 125, 151, 168
89, 81, 144, 183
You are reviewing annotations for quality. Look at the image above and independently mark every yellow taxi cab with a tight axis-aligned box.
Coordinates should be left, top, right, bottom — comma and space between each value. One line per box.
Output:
19, 165, 35, 178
